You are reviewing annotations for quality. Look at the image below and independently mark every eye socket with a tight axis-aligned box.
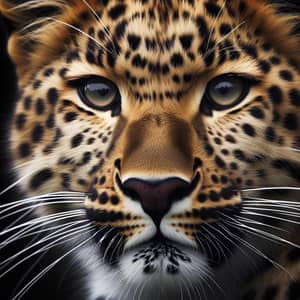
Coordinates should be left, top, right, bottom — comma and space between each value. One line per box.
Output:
75, 76, 121, 113
204, 74, 251, 111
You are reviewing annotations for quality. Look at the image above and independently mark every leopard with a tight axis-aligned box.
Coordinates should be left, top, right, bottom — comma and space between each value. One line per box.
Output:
0, 0, 300, 299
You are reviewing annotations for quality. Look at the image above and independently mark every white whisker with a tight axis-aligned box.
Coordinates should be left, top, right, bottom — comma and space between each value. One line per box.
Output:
11, 226, 97, 300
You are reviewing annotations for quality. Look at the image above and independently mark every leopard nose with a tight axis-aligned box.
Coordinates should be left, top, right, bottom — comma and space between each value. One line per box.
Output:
122, 177, 190, 226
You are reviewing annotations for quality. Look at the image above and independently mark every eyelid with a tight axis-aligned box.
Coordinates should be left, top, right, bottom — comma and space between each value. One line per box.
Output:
210, 72, 260, 85
66, 75, 107, 88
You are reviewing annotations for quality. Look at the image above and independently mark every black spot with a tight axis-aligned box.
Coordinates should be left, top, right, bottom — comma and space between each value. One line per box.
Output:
215, 156, 226, 169
132, 54, 147, 68
209, 190, 220, 201
288, 280, 300, 300
279, 70, 293, 81
47, 88, 59, 105
242, 123, 256, 136
289, 89, 300, 107
30, 169, 53, 190
230, 162, 238, 170
61, 173, 71, 189
127, 34, 141, 50
32, 124, 44, 143
225, 135, 236, 143
24, 96, 32, 110
283, 113, 298, 131
170, 53, 184, 67
115, 20, 128, 38
220, 23, 231, 36
270, 56, 280, 65
204, 2, 221, 17
234, 150, 246, 162
183, 73, 192, 82
64, 112, 78, 122
36, 98, 45, 115
59, 68, 68, 78
179, 34, 193, 50
46, 113, 55, 129
195, 16, 208, 37
193, 157, 203, 170
100, 176, 106, 184
16, 114, 26, 129
66, 49, 80, 63
262, 42, 272, 52
86, 52, 96, 64
265, 127, 276, 142
89, 188, 98, 201
108, 4, 127, 20
241, 43, 257, 58
99, 192, 109, 204
249, 106, 264, 119
43, 68, 54, 77
220, 186, 235, 200
71, 133, 84, 148
258, 60, 271, 73
19, 143, 31, 158
111, 195, 120, 205
106, 40, 121, 68
33, 80, 42, 89
198, 193, 207, 202
268, 85, 283, 105
205, 143, 214, 156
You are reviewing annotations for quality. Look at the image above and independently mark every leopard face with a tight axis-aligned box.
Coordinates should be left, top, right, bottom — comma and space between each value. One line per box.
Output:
2, 0, 300, 299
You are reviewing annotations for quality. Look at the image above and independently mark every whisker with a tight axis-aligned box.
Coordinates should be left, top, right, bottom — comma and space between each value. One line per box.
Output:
0, 221, 90, 267
11, 226, 97, 300
227, 218, 300, 250
241, 186, 300, 192
0, 210, 85, 236
46, 17, 114, 55
204, 0, 227, 54
0, 171, 36, 197
220, 219, 292, 277
0, 201, 84, 221
81, 0, 116, 47
0, 224, 93, 281
0, 191, 85, 209
1, 220, 86, 248
242, 206, 300, 218
203, 20, 246, 60
241, 209, 300, 225
236, 215, 288, 233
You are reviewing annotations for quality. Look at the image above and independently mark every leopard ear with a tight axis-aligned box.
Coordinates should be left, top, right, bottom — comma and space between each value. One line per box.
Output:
0, 0, 68, 77
268, 0, 300, 34
0, 0, 66, 29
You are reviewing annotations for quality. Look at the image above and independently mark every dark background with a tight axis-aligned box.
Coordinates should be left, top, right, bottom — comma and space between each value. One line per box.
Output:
0, 13, 89, 300
0, 1, 300, 299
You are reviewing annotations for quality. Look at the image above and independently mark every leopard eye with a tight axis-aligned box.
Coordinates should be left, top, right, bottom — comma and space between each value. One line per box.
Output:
204, 74, 251, 110
77, 76, 121, 112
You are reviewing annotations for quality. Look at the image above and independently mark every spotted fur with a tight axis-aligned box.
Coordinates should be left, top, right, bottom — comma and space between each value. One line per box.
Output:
1, 0, 300, 299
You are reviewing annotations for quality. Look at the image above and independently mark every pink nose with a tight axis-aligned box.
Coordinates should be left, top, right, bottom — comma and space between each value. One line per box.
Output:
122, 177, 190, 226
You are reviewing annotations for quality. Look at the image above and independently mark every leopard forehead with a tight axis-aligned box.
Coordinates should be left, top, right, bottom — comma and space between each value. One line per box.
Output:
5, 0, 300, 82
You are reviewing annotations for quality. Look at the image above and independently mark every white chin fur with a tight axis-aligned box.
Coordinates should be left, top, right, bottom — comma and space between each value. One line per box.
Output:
115, 244, 209, 300
80, 240, 210, 300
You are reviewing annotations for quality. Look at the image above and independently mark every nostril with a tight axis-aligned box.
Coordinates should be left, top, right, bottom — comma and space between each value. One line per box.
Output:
120, 177, 191, 225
